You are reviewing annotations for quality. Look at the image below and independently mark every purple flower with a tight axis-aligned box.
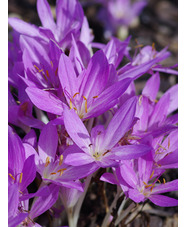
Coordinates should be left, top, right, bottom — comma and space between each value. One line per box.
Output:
101, 156, 178, 207
63, 97, 151, 168
9, 0, 84, 50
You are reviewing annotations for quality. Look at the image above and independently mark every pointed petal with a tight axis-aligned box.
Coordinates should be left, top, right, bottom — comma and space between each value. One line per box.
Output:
79, 50, 109, 99
37, 0, 56, 30
30, 184, 59, 219
142, 72, 160, 101
151, 180, 178, 194
26, 87, 63, 115
58, 53, 79, 100
38, 122, 58, 162
128, 189, 145, 203
100, 172, 119, 185
110, 144, 152, 160
63, 108, 91, 153
102, 96, 137, 149
149, 194, 178, 207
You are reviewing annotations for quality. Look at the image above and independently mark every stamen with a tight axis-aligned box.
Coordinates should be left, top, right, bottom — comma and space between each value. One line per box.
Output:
150, 170, 154, 179
50, 61, 53, 68
34, 65, 43, 73
134, 44, 143, 48
157, 144, 167, 151
8, 173, 15, 181
150, 185, 155, 192
93, 96, 98, 99
157, 179, 161, 184
16, 101, 21, 104
73, 92, 80, 98
19, 190, 23, 194
83, 96, 88, 113
57, 168, 67, 176
69, 99, 73, 109
59, 154, 63, 166
41, 72, 48, 81
168, 137, 170, 149
163, 178, 166, 184
50, 172, 57, 175
46, 70, 50, 78
73, 107, 77, 111
139, 95, 143, 106
45, 156, 50, 167
103, 150, 110, 156
152, 42, 156, 51
19, 173, 23, 184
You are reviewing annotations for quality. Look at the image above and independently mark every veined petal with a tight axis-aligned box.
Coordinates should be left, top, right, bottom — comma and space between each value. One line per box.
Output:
58, 53, 79, 100
110, 144, 152, 160
128, 188, 145, 203
79, 50, 109, 99
37, 0, 56, 30
149, 194, 178, 207
63, 108, 91, 153
102, 96, 137, 149
142, 72, 160, 101
26, 87, 63, 115
38, 122, 58, 162
151, 180, 178, 194
87, 78, 132, 119
30, 184, 59, 219
100, 172, 119, 185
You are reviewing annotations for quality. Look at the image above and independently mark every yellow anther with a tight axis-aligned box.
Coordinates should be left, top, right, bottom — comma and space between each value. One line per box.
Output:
69, 99, 73, 109
46, 70, 50, 78
19, 173, 23, 184
42, 72, 48, 81
8, 173, 15, 181
157, 144, 167, 151
16, 101, 21, 104
57, 168, 67, 176
34, 65, 43, 73
157, 179, 161, 184
168, 137, 170, 149
50, 61, 53, 68
163, 178, 166, 184
150, 185, 155, 192
59, 155, 63, 166
139, 95, 143, 106
45, 156, 50, 167
134, 44, 144, 48
83, 96, 88, 113
19, 190, 23, 194
150, 170, 154, 179
73, 92, 80, 98
93, 96, 98, 99
50, 172, 57, 175
154, 99, 158, 103
73, 107, 77, 111
152, 42, 156, 51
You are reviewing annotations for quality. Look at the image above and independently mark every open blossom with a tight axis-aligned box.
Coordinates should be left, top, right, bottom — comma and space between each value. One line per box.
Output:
63, 97, 151, 168
101, 156, 178, 207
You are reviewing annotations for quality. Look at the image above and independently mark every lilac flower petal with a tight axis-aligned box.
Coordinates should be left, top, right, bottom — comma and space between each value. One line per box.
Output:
128, 189, 145, 203
110, 144, 152, 160
100, 172, 119, 185
102, 96, 137, 149
9, 213, 28, 227
20, 185, 50, 201
23, 129, 37, 148
58, 53, 79, 100
26, 87, 63, 115
151, 180, 178, 194
64, 151, 94, 166
23, 143, 41, 165
47, 180, 83, 192
80, 16, 94, 49
79, 50, 109, 99
38, 122, 58, 162
37, 0, 56, 30
142, 72, 160, 101
63, 108, 91, 153
30, 184, 60, 219
20, 155, 36, 191
118, 161, 138, 188
8, 17, 44, 40
164, 84, 178, 115
8, 183, 19, 217
8, 126, 25, 173
149, 194, 178, 207
61, 162, 99, 180
153, 66, 178, 75
138, 155, 153, 184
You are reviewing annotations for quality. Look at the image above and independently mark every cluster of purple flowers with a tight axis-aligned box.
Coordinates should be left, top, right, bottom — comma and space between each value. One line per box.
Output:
8, 0, 178, 226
